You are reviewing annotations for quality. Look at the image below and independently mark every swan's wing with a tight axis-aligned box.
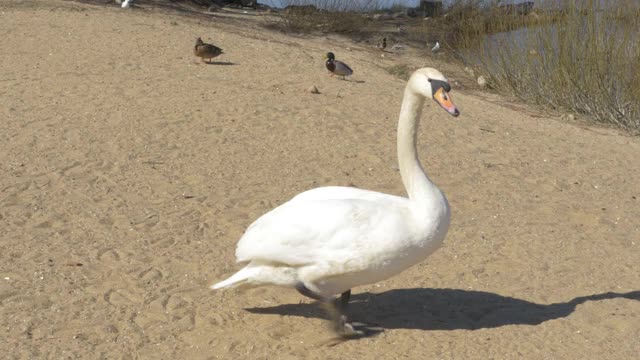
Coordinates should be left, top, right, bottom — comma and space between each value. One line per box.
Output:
235, 197, 412, 270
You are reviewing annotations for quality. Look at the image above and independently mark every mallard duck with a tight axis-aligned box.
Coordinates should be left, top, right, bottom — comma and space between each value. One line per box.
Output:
325, 52, 353, 79
194, 37, 223, 63
212, 68, 460, 338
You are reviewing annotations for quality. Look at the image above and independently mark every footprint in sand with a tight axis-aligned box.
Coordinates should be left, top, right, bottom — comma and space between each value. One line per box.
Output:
207, 306, 237, 327
149, 236, 175, 248
97, 248, 120, 263
164, 294, 196, 331
104, 289, 141, 306
139, 268, 163, 283
165, 294, 189, 312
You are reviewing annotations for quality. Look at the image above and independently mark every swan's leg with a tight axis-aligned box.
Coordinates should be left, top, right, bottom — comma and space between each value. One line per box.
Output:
295, 282, 326, 301
339, 289, 351, 310
295, 283, 362, 338
333, 289, 361, 337
336, 290, 351, 321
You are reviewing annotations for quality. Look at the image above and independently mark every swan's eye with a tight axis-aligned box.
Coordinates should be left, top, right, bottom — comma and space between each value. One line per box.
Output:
429, 79, 451, 96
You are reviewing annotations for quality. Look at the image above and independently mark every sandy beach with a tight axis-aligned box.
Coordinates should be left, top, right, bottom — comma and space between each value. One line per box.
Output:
0, 1, 639, 358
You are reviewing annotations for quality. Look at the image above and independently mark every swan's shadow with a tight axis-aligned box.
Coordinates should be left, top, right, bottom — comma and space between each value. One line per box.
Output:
247, 288, 639, 332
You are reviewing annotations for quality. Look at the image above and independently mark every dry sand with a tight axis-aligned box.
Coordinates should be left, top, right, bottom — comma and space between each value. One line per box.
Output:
1, 1, 639, 358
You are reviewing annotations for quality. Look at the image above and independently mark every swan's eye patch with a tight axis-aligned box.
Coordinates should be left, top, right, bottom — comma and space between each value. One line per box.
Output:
428, 79, 451, 95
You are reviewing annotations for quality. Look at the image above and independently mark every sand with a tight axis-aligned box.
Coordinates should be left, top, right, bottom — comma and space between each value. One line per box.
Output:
0, 1, 639, 359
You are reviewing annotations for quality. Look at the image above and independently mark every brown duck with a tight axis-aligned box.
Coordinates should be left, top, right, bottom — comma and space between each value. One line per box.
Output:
325, 52, 353, 80
194, 37, 223, 63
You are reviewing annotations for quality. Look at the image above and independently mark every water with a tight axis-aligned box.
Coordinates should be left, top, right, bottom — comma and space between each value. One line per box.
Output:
458, 5, 640, 71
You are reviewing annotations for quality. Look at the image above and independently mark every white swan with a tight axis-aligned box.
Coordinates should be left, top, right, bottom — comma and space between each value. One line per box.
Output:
212, 67, 460, 337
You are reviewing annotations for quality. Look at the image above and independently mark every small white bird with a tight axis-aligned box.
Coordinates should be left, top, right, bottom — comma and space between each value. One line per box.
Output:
431, 41, 440, 53
121, 0, 131, 8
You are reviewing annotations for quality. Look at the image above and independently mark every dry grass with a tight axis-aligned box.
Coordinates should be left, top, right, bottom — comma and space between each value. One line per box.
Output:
386, 63, 412, 80
453, 0, 640, 132
271, 0, 377, 35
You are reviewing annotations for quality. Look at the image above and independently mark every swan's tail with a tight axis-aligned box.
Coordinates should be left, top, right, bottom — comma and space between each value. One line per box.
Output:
211, 264, 297, 290
211, 266, 261, 290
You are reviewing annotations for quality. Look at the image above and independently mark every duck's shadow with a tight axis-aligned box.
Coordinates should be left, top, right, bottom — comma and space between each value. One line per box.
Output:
206, 61, 236, 66
247, 288, 639, 332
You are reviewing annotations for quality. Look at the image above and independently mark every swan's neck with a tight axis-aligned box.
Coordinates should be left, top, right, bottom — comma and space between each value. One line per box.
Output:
397, 87, 441, 205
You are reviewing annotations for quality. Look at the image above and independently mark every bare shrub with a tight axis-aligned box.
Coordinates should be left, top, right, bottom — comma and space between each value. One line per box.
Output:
274, 0, 377, 35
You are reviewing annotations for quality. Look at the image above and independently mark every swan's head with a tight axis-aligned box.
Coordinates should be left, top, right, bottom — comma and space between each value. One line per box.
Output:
409, 67, 460, 117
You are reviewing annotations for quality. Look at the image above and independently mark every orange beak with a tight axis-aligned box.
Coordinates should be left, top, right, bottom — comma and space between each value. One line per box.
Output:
433, 87, 460, 117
